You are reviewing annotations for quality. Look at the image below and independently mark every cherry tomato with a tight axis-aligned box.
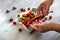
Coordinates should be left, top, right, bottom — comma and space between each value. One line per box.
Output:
29, 22, 32, 24
22, 14, 26, 17
13, 21, 16, 25
26, 13, 30, 17
49, 16, 52, 19
22, 14, 24, 17
25, 21, 32, 28
30, 15, 34, 19
6, 10, 10, 13
9, 18, 13, 22
38, 18, 42, 20
28, 7, 30, 11
25, 23, 29, 28
20, 8, 26, 12
12, 6, 16, 10
17, 14, 20, 17
21, 20, 25, 24
44, 17, 47, 20
20, 8, 24, 12
18, 27, 22, 32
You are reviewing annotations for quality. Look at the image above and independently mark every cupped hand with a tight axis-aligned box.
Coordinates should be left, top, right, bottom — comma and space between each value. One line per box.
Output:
30, 22, 54, 33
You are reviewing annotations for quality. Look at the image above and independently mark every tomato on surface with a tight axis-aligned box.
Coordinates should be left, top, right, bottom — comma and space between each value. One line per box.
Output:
9, 18, 13, 22
17, 14, 20, 17
20, 8, 26, 12
18, 27, 22, 32
12, 6, 16, 10
49, 16, 52, 19
20, 8, 24, 12
28, 7, 30, 11
13, 21, 16, 25
6, 10, 10, 13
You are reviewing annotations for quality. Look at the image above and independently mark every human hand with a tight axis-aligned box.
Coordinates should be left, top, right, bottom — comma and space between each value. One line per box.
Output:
30, 22, 52, 33
30, 22, 60, 33
37, 0, 54, 16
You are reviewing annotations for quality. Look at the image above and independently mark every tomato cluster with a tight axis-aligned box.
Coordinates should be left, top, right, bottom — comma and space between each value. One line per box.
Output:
20, 8, 26, 12
19, 11, 35, 27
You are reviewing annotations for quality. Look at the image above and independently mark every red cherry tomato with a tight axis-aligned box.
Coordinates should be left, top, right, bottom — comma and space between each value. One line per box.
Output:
30, 15, 34, 19
13, 21, 16, 25
29, 22, 32, 24
20, 8, 23, 12
28, 7, 30, 11
25, 23, 29, 28
9, 18, 13, 22
22, 14, 24, 17
38, 18, 42, 20
18, 27, 22, 32
12, 6, 16, 10
6, 10, 10, 13
25, 21, 32, 28
21, 20, 25, 24
26, 13, 30, 17
20, 8, 26, 12
49, 16, 52, 19
44, 17, 47, 20
17, 14, 20, 17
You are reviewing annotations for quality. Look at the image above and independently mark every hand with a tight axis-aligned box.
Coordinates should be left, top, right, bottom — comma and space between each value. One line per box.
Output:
37, 0, 54, 16
30, 22, 60, 33
30, 22, 52, 33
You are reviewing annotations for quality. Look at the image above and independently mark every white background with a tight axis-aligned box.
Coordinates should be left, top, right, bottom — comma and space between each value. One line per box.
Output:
0, 0, 60, 40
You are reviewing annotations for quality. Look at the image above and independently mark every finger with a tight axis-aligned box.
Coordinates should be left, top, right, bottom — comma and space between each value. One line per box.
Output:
37, 4, 44, 15
30, 24, 42, 32
37, 6, 46, 16
35, 19, 39, 23
43, 7, 50, 16
30, 24, 38, 30
36, 8, 41, 16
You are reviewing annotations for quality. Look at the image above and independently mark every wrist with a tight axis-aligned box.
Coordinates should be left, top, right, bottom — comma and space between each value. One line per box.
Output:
51, 22, 60, 32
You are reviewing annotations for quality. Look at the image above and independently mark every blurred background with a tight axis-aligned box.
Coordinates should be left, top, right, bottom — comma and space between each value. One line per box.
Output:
0, 0, 60, 40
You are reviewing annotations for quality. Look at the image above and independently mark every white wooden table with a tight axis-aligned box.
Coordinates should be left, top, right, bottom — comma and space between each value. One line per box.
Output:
0, 0, 60, 40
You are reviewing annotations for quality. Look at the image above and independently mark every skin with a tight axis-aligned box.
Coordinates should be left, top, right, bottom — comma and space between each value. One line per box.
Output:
30, 0, 60, 33
30, 22, 60, 33
37, 0, 54, 16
